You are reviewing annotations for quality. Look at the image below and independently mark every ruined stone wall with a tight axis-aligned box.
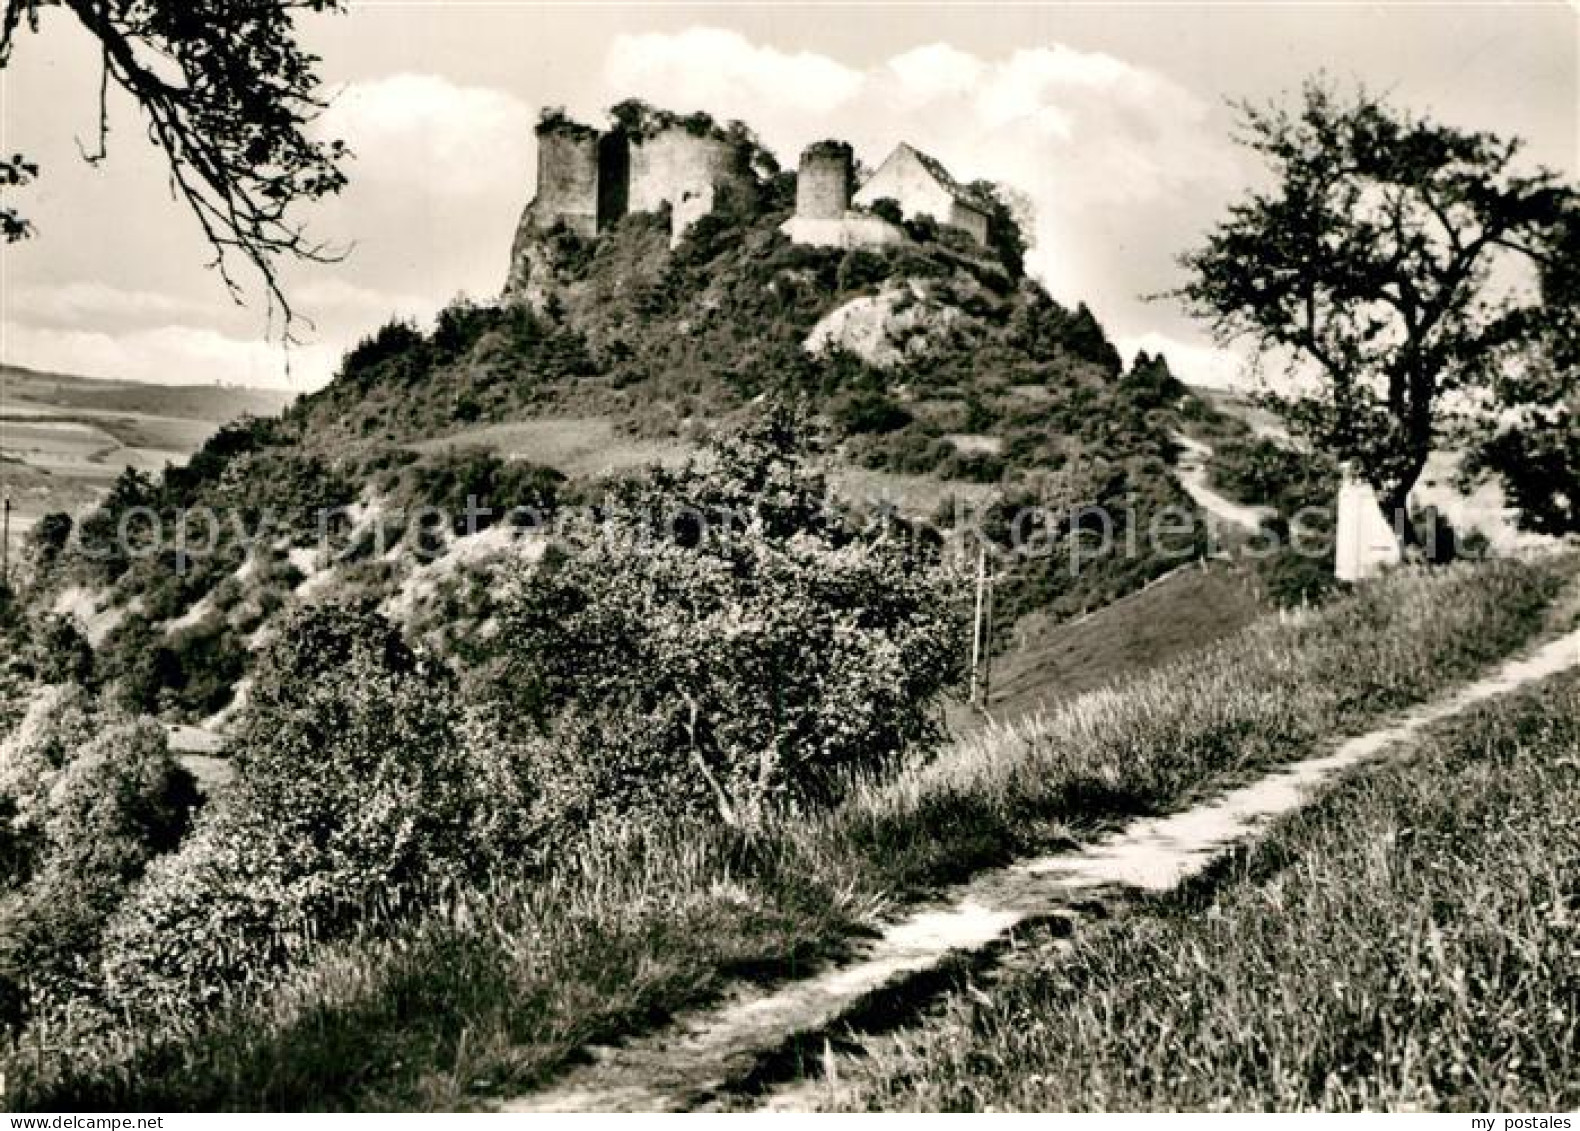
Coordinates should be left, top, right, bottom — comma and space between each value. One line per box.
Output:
628, 128, 747, 239
779, 214, 906, 250
796, 143, 853, 220
528, 126, 601, 237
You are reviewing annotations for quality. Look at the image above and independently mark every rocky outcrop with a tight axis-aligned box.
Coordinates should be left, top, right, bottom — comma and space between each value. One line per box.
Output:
803, 279, 971, 368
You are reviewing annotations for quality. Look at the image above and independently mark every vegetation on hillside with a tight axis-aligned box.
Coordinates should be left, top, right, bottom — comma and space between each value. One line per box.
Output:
5, 555, 1569, 1110
0, 414, 961, 1050
15, 135, 1215, 718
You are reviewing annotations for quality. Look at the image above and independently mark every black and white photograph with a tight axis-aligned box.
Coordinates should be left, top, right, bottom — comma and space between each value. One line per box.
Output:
0, 0, 1576, 1116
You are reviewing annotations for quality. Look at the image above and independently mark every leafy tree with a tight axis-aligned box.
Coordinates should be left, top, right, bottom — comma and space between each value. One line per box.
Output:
1463, 209, 1580, 534
28, 512, 72, 565
970, 179, 1031, 278
30, 614, 93, 686
0, 718, 196, 1023
481, 403, 965, 831
1177, 81, 1577, 533
0, 0, 349, 322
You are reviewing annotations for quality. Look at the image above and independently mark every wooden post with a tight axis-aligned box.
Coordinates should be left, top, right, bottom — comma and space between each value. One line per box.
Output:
980, 558, 995, 712
968, 541, 986, 709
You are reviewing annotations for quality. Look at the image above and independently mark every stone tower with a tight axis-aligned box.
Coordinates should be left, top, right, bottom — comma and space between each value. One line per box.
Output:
795, 140, 854, 220
527, 113, 603, 237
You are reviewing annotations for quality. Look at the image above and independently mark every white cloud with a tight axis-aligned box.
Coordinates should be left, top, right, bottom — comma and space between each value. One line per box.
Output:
2, 321, 339, 390
293, 277, 438, 327
5, 282, 209, 327
318, 73, 535, 197
606, 29, 865, 117
1115, 331, 1251, 390
886, 44, 984, 101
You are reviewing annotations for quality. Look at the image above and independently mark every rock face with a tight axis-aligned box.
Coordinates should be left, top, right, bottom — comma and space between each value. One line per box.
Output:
803, 279, 970, 368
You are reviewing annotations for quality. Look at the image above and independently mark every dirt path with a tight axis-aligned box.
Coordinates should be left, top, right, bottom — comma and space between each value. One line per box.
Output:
500, 623, 1580, 1113
1173, 432, 1271, 531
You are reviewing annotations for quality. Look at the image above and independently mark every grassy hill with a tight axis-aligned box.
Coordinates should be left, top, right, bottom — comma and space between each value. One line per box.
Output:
10, 161, 1219, 726
8, 556, 1569, 1110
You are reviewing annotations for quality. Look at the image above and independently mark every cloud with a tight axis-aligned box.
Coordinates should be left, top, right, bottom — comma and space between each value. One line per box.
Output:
2, 321, 339, 390
5, 283, 210, 328
293, 277, 438, 327
318, 73, 535, 197
1114, 331, 1251, 390
886, 44, 985, 101
599, 29, 1247, 359
606, 29, 865, 117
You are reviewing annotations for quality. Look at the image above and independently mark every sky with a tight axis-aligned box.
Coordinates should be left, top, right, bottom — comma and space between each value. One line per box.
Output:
0, 1, 1575, 391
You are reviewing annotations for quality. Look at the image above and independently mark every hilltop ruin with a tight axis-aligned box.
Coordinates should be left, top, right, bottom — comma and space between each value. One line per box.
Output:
505, 102, 1004, 302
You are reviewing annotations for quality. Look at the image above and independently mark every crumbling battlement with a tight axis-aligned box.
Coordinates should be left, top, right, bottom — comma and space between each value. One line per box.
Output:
518, 107, 754, 249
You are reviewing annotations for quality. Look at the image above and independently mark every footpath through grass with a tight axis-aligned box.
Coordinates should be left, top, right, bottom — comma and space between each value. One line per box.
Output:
8, 556, 1574, 1111
820, 664, 1580, 1112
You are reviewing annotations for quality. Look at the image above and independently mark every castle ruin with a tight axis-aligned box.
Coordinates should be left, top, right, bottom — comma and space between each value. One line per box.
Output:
505, 105, 1000, 301
514, 107, 755, 249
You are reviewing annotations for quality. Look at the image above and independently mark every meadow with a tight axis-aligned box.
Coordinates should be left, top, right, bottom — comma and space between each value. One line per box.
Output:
0, 365, 292, 552
818, 664, 1580, 1111
7, 553, 1572, 1111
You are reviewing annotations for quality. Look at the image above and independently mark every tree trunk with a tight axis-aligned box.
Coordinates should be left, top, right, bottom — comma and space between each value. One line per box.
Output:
1380, 446, 1431, 552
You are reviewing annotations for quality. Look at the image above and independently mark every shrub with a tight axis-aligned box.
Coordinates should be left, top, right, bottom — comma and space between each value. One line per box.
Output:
868, 197, 904, 227
835, 391, 912, 435
28, 615, 93, 686
0, 719, 197, 1021
479, 404, 965, 832
0, 685, 99, 891
1212, 434, 1338, 516
98, 607, 498, 1016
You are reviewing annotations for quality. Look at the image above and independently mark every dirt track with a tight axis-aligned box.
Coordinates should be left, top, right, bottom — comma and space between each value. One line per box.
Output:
501, 621, 1580, 1113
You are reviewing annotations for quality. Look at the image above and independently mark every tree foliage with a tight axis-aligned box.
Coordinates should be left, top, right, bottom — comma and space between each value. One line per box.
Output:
0, 697, 196, 1027
0, 0, 349, 325
480, 404, 966, 831
99, 605, 488, 1014
1177, 80, 1577, 524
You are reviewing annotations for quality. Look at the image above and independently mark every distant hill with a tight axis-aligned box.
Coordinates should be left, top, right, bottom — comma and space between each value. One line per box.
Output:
1, 365, 296, 549
2, 364, 295, 421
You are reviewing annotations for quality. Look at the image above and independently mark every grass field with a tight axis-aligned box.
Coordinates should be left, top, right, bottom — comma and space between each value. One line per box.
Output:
1, 365, 294, 551
405, 417, 690, 480
8, 555, 1571, 1111
408, 416, 991, 524
819, 665, 1580, 1112
976, 560, 1268, 729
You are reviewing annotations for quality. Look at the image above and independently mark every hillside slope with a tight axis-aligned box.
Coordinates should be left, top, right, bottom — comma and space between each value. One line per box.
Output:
11, 115, 1215, 727
0, 366, 294, 552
